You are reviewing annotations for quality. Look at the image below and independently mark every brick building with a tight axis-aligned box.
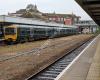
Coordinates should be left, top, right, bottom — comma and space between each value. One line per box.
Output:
42, 13, 81, 25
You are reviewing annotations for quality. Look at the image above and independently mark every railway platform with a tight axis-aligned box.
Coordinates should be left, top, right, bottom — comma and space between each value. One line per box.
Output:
55, 34, 100, 80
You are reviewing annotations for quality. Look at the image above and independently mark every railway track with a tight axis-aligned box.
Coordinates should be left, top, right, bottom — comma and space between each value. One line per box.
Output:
0, 40, 5, 46
0, 38, 84, 62
26, 38, 92, 80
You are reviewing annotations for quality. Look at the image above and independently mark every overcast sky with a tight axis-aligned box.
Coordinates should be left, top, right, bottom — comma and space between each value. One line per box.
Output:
0, 0, 92, 20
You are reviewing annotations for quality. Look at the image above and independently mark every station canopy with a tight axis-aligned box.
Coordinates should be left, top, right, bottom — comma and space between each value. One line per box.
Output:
75, 0, 100, 26
0, 15, 63, 27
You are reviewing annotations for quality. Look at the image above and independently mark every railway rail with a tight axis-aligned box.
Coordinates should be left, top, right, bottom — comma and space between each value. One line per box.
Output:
0, 38, 83, 62
26, 38, 92, 80
0, 39, 5, 46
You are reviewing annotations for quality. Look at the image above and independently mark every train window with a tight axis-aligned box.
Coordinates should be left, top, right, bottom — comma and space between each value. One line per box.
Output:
34, 28, 46, 35
0, 26, 3, 38
0, 27, 2, 35
20, 31, 26, 35
5, 28, 16, 35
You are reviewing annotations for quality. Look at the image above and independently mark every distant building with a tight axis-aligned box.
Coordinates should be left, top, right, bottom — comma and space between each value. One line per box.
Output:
8, 4, 42, 17
26, 4, 37, 11
8, 4, 81, 25
75, 20, 98, 33
42, 13, 81, 25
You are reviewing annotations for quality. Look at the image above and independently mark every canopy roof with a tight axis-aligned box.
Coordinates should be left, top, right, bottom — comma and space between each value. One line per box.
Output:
75, 0, 100, 26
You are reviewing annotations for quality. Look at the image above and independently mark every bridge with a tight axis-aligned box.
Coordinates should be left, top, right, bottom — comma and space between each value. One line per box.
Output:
75, 20, 98, 33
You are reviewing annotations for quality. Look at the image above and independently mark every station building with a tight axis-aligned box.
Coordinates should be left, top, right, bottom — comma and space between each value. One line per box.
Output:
42, 13, 81, 25
75, 20, 98, 33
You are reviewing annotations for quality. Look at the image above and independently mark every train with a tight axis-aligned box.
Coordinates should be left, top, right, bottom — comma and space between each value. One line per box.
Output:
0, 26, 4, 39
3, 24, 78, 43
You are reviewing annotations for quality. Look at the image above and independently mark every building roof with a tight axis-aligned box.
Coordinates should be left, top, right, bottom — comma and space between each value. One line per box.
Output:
42, 13, 80, 18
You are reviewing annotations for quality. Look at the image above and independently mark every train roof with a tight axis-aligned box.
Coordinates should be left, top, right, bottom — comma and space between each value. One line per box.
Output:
6, 24, 73, 30
0, 15, 63, 27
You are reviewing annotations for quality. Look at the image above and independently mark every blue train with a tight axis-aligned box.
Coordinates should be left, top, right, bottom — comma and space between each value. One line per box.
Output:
3, 24, 78, 43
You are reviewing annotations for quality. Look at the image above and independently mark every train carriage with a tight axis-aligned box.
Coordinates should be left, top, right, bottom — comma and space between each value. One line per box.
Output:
3, 23, 78, 44
0, 26, 4, 40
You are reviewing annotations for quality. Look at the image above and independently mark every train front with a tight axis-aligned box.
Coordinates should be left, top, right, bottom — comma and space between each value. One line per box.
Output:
4, 25, 17, 43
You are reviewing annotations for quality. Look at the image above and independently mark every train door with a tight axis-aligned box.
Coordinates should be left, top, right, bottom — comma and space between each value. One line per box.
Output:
0, 25, 4, 39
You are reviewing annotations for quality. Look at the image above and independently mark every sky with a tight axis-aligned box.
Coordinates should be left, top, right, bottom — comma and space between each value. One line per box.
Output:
0, 0, 92, 20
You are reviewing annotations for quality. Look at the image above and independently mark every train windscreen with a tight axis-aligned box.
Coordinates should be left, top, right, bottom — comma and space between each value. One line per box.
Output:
5, 28, 16, 35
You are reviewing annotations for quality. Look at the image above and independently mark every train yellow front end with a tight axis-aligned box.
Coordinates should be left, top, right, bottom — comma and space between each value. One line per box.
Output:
4, 25, 17, 42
